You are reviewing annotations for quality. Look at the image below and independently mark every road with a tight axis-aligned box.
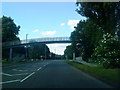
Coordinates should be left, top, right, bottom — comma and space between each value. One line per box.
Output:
1, 60, 113, 88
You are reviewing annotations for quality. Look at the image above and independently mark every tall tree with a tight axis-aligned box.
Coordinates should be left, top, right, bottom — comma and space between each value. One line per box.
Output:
28, 41, 50, 60
70, 20, 102, 61
64, 45, 73, 59
76, 2, 120, 36
2, 16, 20, 42
1, 16, 22, 60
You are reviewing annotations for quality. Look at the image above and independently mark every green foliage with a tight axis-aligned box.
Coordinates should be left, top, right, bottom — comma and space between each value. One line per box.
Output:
76, 2, 120, 35
92, 33, 120, 68
1, 16, 20, 42
69, 19, 102, 61
28, 42, 50, 60
74, 2, 120, 68
64, 45, 73, 59
65, 60, 120, 83
1, 16, 24, 60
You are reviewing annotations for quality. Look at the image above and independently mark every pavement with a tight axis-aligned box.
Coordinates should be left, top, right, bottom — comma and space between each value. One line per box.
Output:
72, 57, 97, 67
1, 60, 114, 88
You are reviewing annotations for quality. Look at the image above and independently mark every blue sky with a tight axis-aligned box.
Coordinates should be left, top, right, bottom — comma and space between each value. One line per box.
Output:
2, 2, 86, 55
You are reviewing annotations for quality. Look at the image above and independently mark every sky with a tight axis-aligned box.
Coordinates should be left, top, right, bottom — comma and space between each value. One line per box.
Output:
2, 1, 86, 55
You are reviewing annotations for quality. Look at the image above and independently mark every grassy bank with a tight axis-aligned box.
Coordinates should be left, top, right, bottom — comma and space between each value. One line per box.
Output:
65, 60, 120, 85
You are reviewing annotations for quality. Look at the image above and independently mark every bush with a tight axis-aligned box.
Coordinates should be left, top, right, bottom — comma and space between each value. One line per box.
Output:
92, 33, 120, 68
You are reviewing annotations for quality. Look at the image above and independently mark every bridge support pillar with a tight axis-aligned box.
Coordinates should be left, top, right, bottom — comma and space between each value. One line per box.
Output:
9, 47, 12, 62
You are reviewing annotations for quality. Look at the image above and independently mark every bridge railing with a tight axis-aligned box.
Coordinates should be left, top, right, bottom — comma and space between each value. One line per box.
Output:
2, 37, 71, 47
21, 37, 70, 44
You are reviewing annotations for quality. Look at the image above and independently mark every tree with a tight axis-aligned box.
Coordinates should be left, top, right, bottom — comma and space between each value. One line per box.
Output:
75, 2, 120, 68
64, 45, 73, 59
49, 52, 55, 60
76, 2, 120, 36
70, 19, 102, 61
1, 16, 22, 61
92, 33, 120, 68
1, 16, 20, 42
28, 41, 50, 60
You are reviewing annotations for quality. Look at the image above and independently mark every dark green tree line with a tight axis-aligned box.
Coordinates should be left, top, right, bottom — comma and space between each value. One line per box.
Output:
64, 2, 120, 68
28, 41, 50, 60
1, 16, 26, 61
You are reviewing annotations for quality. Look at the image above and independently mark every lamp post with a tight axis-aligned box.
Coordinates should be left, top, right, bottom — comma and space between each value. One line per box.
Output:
55, 49, 56, 59
45, 44, 46, 60
26, 34, 28, 58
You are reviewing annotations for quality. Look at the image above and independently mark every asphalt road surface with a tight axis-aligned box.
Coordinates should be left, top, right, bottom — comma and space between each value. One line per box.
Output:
1, 60, 114, 88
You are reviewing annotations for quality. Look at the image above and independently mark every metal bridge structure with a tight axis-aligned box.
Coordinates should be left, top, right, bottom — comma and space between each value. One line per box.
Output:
2, 37, 71, 61
3, 37, 71, 48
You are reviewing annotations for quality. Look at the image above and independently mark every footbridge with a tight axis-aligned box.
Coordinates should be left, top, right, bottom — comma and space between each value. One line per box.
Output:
2, 37, 71, 61
3, 37, 71, 48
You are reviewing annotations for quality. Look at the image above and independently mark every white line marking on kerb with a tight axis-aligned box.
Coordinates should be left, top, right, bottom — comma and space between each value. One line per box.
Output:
0, 79, 21, 84
20, 72, 35, 82
37, 67, 42, 71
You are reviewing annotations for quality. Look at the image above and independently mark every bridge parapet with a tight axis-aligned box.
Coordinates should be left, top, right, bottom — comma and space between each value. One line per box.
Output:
21, 37, 70, 44
2, 37, 71, 47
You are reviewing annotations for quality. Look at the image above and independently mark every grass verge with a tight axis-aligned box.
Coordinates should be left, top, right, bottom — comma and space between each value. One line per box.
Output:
64, 60, 120, 87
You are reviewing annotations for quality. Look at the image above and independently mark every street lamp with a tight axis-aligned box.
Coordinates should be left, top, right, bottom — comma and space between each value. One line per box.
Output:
45, 44, 46, 60
55, 49, 56, 59
26, 34, 28, 58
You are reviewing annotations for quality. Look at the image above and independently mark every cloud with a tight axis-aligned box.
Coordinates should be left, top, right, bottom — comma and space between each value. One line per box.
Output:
33, 29, 40, 33
41, 31, 56, 36
47, 43, 71, 55
67, 20, 80, 30
60, 23, 65, 26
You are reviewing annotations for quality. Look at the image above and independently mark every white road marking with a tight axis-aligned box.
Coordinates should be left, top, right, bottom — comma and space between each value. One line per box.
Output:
1, 73, 12, 76
20, 72, 35, 82
37, 67, 42, 71
12, 69, 28, 71
0, 79, 21, 84
1, 72, 28, 76
11, 73, 28, 76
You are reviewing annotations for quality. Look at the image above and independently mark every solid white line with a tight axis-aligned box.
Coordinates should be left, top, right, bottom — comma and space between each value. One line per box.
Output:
0, 79, 21, 84
20, 72, 35, 82
37, 67, 42, 71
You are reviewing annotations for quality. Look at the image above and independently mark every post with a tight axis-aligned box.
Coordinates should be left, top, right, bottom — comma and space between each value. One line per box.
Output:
73, 52, 75, 60
65, 55, 68, 60
26, 34, 28, 58
45, 45, 46, 60
9, 47, 12, 62
55, 49, 56, 59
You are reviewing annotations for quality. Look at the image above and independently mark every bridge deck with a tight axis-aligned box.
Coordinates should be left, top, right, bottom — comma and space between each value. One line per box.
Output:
2, 37, 71, 48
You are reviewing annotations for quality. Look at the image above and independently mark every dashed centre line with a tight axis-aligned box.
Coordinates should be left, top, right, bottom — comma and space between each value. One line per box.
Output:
37, 67, 42, 71
20, 72, 35, 82
2, 63, 49, 84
